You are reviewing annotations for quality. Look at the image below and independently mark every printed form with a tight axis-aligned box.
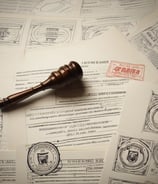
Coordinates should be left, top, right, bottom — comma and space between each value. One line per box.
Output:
0, 151, 16, 184
129, 11, 158, 69
16, 145, 105, 184
0, 1, 158, 183
0, 0, 157, 51
4, 28, 158, 149
3, 28, 126, 148
1, 28, 157, 184
15, 60, 127, 147
100, 81, 158, 184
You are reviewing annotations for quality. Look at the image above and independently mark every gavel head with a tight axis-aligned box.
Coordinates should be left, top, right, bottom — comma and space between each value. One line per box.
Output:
44, 61, 83, 89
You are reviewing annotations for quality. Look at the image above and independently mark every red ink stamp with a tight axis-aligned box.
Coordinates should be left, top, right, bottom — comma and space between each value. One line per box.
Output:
106, 61, 145, 81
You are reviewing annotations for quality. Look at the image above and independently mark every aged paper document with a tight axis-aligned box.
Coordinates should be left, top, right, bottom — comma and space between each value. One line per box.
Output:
0, 28, 158, 184
16, 145, 105, 184
3, 28, 158, 150
0, 150, 16, 184
130, 11, 158, 69
100, 81, 158, 184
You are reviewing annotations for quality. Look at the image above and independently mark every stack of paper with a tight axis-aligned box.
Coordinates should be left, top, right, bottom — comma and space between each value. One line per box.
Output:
0, 1, 158, 184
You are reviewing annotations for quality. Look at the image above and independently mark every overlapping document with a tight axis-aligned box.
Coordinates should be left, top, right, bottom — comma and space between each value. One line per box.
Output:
100, 81, 158, 184
0, 27, 158, 184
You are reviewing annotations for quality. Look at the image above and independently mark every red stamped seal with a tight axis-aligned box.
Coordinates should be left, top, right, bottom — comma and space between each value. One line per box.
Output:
106, 61, 145, 81
27, 142, 60, 176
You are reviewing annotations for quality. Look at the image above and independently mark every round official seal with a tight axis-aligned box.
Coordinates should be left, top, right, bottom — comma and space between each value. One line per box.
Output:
27, 142, 60, 175
118, 138, 150, 172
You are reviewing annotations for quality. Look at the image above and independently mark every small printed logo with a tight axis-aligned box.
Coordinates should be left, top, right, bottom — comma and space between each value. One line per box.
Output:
127, 150, 139, 163
27, 142, 60, 175
106, 61, 145, 81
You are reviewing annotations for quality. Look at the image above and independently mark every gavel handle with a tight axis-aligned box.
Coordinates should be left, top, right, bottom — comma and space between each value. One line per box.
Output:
0, 83, 46, 109
0, 61, 83, 109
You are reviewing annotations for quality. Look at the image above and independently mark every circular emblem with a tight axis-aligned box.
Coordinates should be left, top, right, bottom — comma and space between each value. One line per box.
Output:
27, 142, 60, 175
118, 139, 150, 172
148, 103, 158, 133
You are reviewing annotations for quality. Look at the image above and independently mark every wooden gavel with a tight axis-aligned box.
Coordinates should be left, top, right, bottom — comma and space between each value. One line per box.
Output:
0, 61, 83, 109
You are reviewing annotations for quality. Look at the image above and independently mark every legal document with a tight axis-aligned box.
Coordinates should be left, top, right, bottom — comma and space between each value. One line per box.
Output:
0, 150, 16, 184
80, 0, 157, 17
0, 0, 81, 16
16, 145, 105, 184
4, 28, 158, 150
0, 1, 158, 183
100, 81, 158, 184
130, 11, 158, 69
0, 0, 157, 51
0, 28, 157, 184
14, 60, 127, 147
